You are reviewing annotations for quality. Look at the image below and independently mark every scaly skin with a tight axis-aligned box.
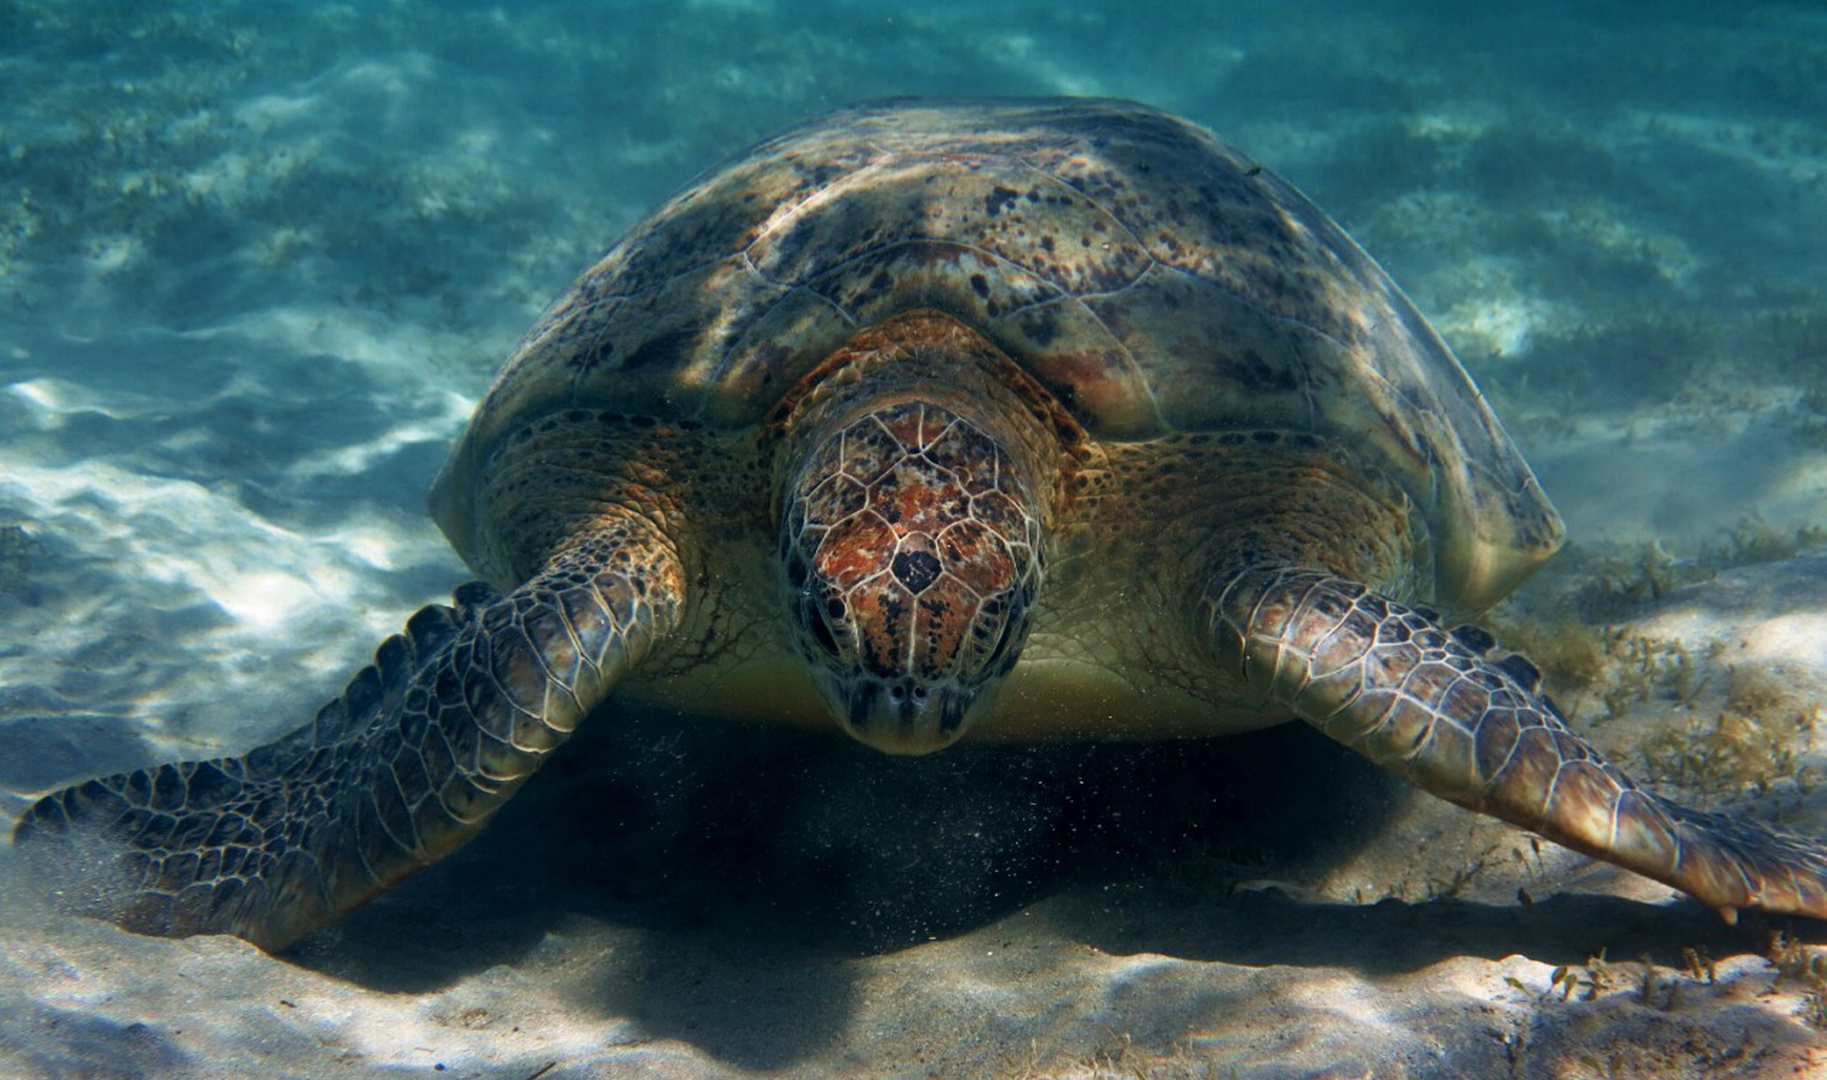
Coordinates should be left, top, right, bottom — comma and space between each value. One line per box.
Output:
783, 398, 1044, 751
14, 512, 683, 951
1205, 566, 1827, 923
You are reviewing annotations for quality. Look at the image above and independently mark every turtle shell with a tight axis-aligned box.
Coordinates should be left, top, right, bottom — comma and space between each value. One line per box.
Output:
433, 97, 1562, 611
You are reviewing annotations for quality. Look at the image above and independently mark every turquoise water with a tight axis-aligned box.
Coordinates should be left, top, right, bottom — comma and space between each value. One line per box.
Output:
1, 2, 1825, 1077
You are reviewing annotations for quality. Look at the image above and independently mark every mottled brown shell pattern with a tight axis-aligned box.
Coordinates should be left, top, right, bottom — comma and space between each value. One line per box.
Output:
433, 97, 1561, 611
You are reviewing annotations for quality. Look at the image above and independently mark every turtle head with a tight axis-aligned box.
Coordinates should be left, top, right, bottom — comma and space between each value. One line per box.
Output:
782, 397, 1043, 755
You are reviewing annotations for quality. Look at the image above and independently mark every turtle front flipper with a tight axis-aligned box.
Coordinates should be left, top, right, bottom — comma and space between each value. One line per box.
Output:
13, 513, 683, 951
1205, 566, 1827, 923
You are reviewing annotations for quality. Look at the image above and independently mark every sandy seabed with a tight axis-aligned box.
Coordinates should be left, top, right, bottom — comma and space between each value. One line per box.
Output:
3, 2, 1827, 1077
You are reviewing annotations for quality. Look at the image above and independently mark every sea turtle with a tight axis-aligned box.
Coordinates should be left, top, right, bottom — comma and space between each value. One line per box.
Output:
17, 98, 1827, 951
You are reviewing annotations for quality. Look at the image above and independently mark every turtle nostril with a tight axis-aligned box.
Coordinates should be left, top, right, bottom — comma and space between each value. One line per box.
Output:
887, 683, 906, 704
910, 684, 928, 705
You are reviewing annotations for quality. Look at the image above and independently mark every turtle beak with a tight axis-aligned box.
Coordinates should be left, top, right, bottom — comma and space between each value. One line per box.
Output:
838, 677, 988, 755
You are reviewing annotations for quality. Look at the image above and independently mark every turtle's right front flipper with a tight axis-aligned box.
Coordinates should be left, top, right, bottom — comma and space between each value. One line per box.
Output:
13, 513, 683, 951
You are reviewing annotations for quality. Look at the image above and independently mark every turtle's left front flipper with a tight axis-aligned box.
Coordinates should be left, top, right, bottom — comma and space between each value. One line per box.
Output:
13, 513, 683, 950
1206, 566, 1827, 923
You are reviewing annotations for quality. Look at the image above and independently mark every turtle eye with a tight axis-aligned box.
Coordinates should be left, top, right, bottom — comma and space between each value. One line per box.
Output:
800, 597, 843, 659
968, 578, 1035, 679
809, 613, 841, 658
